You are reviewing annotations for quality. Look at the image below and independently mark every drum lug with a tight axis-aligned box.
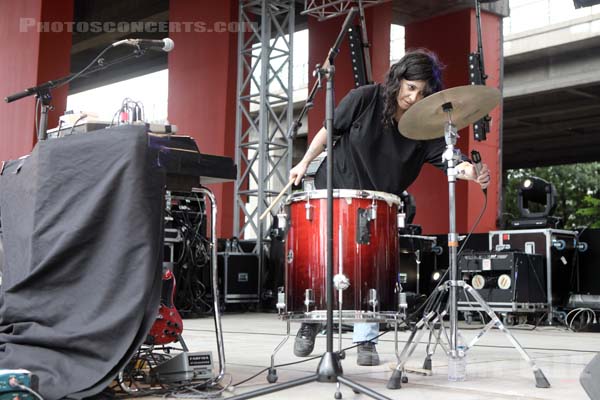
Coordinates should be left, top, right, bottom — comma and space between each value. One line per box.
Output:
368, 288, 379, 311
397, 212, 406, 229
305, 202, 313, 221
396, 284, 408, 317
304, 288, 315, 312
369, 199, 377, 220
277, 211, 288, 230
276, 286, 286, 313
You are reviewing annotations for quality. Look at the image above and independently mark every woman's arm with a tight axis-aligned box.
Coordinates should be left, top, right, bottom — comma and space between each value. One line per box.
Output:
289, 127, 328, 185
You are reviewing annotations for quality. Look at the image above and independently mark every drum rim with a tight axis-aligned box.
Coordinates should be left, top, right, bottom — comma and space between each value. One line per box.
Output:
285, 189, 402, 206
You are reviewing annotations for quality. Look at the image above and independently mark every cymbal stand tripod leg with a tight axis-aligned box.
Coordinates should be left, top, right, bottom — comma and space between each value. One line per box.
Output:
459, 282, 551, 388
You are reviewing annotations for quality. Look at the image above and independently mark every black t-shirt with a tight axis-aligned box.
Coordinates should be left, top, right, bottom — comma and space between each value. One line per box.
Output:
315, 84, 448, 197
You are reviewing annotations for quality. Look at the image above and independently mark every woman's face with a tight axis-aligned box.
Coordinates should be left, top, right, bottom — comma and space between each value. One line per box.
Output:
396, 79, 427, 111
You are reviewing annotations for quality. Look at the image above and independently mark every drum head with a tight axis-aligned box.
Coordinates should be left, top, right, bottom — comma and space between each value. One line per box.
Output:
286, 189, 401, 207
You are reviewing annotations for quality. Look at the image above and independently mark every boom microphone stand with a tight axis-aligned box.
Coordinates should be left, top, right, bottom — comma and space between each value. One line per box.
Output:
5, 42, 156, 141
230, 8, 391, 400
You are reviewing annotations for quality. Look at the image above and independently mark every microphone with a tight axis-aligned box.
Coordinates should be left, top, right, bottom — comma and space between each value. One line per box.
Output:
470, 150, 483, 177
114, 38, 175, 52
471, 150, 487, 193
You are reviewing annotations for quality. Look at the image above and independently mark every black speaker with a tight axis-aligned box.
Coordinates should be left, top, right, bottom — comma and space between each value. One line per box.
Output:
581, 353, 600, 399
458, 251, 546, 304
490, 229, 578, 306
217, 252, 260, 304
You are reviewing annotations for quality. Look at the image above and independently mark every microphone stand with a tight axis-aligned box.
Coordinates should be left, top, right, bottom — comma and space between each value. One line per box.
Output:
286, 65, 323, 139
230, 8, 391, 400
5, 45, 148, 141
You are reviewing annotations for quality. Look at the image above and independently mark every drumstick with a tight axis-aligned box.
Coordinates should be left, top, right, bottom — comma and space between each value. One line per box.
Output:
259, 179, 295, 221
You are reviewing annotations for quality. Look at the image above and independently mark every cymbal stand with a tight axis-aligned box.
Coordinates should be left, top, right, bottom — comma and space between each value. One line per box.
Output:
387, 103, 551, 389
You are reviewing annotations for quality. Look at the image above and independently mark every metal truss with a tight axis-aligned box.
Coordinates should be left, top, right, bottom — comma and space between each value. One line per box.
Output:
234, 0, 295, 260
302, 0, 389, 21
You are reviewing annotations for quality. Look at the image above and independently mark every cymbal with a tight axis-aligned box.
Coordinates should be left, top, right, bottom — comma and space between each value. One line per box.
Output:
398, 85, 501, 140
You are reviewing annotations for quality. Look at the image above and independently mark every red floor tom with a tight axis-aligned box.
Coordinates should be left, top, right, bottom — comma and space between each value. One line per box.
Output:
285, 189, 401, 314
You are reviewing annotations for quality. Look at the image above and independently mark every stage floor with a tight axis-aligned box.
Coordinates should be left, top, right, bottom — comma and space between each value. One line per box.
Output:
146, 312, 598, 399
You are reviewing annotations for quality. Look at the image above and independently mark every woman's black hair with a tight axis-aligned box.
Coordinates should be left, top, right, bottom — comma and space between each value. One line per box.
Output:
382, 49, 445, 126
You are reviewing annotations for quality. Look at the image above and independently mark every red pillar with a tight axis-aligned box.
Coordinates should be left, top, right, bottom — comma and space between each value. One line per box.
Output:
0, 0, 73, 161
405, 9, 502, 234
168, 0, 238, 238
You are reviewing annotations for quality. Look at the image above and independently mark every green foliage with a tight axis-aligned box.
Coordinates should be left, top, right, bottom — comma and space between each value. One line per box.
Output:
504, 163, 600, 229
576, 195, 600, 228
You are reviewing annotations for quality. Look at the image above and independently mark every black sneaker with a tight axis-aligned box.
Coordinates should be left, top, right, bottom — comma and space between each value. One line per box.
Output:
356, 342, 380, 366
293, 323, 320, 357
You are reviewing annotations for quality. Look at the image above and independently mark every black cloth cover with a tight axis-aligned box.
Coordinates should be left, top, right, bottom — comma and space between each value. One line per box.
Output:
0, 125, 165, 399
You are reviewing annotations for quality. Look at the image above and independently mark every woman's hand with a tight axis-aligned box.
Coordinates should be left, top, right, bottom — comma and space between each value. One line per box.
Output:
476, 163, 490, 189
289, 161, 309, 186
456, 161, 490, 190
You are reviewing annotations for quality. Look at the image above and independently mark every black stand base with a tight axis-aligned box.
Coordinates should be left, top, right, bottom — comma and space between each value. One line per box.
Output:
423, 356, 432, 371
229, 352, 392, 400
535, 370, 551, 389
386, 369, 403, 389
317, 352, 344, 382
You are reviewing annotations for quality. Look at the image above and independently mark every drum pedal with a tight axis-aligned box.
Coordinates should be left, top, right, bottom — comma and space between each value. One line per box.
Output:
387, 364, 433, 376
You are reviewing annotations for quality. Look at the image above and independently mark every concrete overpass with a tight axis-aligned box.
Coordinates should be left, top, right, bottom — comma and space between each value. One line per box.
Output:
503, 12, 600, 169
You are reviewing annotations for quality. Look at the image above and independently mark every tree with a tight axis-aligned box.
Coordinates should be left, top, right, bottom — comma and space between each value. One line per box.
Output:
576, 195, 600, 228
503, 162, 600, 229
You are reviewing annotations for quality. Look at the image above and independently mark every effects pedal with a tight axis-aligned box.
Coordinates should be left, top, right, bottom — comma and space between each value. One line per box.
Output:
152, 351, 214, 384
0, 369, 37, 400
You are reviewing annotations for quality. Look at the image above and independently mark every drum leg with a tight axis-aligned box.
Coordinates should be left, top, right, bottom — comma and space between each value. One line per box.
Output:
268, 320, 291, 384
335, 382, 343, 399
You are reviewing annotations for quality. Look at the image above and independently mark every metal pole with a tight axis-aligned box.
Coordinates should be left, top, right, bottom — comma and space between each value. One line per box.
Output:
325, 64, 335, 353
194, 187, 226, 382
443, 112, 459, 355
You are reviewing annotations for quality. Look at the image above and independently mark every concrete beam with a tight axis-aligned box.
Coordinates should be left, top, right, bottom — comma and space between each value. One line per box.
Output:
504, 13, 600, 57
504, 37, 600, 98
504, 12, 600, 98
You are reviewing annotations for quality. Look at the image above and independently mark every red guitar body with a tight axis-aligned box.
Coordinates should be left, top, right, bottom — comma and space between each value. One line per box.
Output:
146, 269, 184, 345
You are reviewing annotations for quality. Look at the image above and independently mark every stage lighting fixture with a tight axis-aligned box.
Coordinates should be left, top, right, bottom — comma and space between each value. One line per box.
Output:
431, 269, 447, 283
517, 176, 558, 219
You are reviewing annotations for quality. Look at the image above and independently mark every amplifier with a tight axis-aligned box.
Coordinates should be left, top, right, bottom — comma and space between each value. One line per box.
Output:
458, 251, 547, 311
217, 252, 260, 304
490, 229, 579, 313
